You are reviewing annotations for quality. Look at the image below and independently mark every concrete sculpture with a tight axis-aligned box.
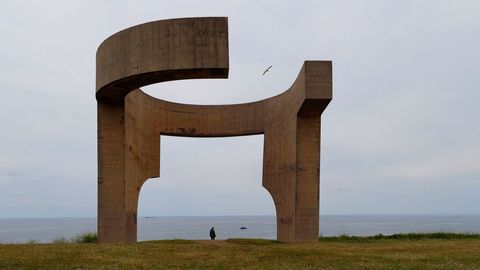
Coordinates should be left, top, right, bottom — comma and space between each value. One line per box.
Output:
96, 17, 332, 243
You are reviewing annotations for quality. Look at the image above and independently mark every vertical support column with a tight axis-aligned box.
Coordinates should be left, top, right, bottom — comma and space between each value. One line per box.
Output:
295, 115, 321, 241
97, 102, 128, 243
123, 91, 161, 243
263, 120, 297, 243
292, 60, 331, 242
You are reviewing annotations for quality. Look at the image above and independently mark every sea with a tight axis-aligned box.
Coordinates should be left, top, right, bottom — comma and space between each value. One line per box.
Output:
1, 215, 479, 243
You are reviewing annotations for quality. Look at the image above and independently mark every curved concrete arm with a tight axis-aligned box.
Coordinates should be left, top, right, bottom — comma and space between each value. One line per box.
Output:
96, 17, 229, 104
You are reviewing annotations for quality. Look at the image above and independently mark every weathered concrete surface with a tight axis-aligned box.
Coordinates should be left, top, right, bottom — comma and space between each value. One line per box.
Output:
96, 17, 332, 243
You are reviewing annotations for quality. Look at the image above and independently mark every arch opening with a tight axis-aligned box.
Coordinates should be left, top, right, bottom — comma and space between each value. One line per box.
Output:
137, 134, 276, 240
141, 76, 287, 106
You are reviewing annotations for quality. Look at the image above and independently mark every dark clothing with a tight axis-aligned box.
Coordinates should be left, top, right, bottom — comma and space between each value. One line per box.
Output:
209, 227, 216, 240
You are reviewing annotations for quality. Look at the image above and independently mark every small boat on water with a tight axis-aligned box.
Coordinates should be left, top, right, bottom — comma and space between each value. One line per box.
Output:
240, 226, 247, 230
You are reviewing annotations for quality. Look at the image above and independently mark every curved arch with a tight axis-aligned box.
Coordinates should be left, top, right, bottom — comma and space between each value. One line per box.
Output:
96, 17, 332, 243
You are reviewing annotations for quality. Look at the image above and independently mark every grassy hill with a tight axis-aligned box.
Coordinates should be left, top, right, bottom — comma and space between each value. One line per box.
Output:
1, 233, 479, 269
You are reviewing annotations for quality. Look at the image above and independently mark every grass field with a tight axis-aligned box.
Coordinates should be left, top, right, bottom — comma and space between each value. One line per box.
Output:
1, 234, 479, 269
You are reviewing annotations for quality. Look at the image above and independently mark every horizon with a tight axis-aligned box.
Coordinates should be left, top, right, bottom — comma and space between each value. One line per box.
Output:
3, 213, 480, 220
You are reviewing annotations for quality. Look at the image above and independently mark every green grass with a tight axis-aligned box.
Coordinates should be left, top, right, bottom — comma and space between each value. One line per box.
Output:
319, 232, 480, 241
0, 233, 479, 269
52, 231, 98, 244
72, 231, 98, 243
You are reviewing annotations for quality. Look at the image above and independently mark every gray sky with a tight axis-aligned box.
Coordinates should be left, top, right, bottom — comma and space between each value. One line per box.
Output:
0, 0, 479, 218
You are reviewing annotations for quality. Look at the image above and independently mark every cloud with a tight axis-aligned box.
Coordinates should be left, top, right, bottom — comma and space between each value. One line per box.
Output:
0, 170, 24, 177
382, 146, 480, 181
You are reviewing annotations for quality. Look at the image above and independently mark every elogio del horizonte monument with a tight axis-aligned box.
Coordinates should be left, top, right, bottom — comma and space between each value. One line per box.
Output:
96, 17, 332, 243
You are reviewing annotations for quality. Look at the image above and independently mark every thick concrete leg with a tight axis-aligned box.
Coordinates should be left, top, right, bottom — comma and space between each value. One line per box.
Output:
123, 91, 161, 243
97, 102, 129, 243
295, 115, 321, 241
263, 122, 297, 243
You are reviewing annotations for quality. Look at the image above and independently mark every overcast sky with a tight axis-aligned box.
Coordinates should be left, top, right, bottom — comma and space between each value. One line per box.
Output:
1, 0, 479, 218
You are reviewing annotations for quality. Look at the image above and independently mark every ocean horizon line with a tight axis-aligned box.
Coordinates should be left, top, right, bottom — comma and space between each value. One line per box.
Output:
1, 213, 480, 220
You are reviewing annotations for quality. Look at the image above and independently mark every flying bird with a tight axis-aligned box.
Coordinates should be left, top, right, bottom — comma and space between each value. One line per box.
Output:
262, 65, 273, 75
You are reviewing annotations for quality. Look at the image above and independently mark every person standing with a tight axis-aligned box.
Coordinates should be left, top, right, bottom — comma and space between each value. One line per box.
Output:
209, 227, 216, 240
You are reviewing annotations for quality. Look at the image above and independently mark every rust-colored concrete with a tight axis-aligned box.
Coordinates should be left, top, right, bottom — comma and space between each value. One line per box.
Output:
96, 17, 332, 243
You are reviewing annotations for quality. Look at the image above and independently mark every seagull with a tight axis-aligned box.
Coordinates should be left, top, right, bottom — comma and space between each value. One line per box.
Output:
262, 65, 273, 75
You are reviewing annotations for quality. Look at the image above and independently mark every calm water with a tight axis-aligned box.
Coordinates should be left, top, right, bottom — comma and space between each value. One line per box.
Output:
1, 215, 479, 243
